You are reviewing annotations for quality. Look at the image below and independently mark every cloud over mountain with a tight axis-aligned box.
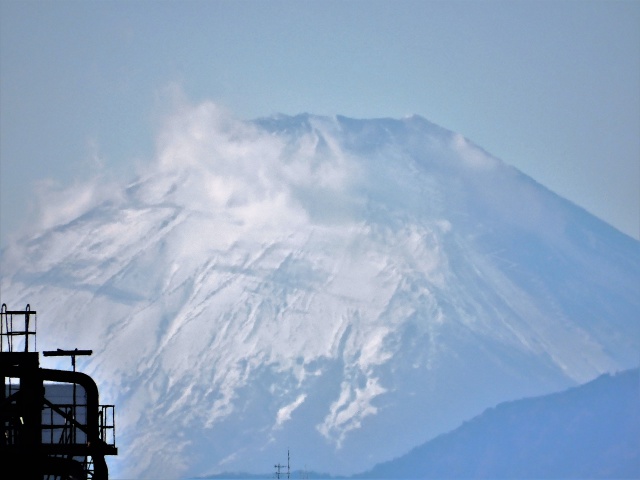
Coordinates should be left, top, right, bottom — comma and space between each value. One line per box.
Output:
1, 102, 638, 479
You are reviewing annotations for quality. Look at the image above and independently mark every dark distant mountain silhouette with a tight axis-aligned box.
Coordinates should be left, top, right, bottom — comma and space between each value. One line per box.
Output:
361, 368, 640, 478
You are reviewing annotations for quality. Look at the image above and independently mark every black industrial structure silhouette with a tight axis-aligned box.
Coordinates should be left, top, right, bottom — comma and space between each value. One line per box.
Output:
0, 304, 117, 479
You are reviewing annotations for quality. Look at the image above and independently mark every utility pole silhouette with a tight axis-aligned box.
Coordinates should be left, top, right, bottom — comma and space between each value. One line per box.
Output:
274, 449, 291, 479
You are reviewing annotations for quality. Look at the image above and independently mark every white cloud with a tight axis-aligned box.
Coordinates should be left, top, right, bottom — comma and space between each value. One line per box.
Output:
139, 97, 364, 231
20, 93, 371, 255
450, 133, 498, 170
30, 175, 121, 233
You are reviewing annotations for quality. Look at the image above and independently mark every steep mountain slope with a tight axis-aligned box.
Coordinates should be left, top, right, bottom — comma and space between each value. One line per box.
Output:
1, 104, 638, 479
362, 368, 640, 478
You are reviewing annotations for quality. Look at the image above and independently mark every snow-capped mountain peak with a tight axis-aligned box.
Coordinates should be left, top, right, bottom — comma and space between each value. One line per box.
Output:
2, 103, 638, 479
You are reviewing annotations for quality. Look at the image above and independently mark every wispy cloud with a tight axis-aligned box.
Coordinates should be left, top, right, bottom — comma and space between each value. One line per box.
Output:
24, 95, 365, 247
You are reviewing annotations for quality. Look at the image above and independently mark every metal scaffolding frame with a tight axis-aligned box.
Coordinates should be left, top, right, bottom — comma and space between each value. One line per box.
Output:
1, 304, 118, 480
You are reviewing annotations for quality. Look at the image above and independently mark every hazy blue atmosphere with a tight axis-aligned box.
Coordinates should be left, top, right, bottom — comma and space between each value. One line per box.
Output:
1, 0, 639, 247
1, 2, 639, 478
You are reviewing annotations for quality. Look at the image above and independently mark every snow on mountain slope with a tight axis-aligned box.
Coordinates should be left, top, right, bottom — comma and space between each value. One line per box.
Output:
1, 102, 638, 479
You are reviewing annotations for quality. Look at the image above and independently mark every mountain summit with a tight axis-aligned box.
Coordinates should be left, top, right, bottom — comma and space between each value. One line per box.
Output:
1, 104, 638, 479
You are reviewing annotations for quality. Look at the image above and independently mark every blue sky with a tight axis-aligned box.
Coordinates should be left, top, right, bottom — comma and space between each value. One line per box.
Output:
1, 0, 639, 247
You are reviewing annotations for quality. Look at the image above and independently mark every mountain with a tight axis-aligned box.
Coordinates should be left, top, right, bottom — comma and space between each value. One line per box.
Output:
1, 104, 638, 480
361, 368, 640, 478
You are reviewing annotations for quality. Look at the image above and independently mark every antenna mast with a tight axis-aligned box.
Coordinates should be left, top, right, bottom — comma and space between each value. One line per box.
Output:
274, 449, 291, 479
